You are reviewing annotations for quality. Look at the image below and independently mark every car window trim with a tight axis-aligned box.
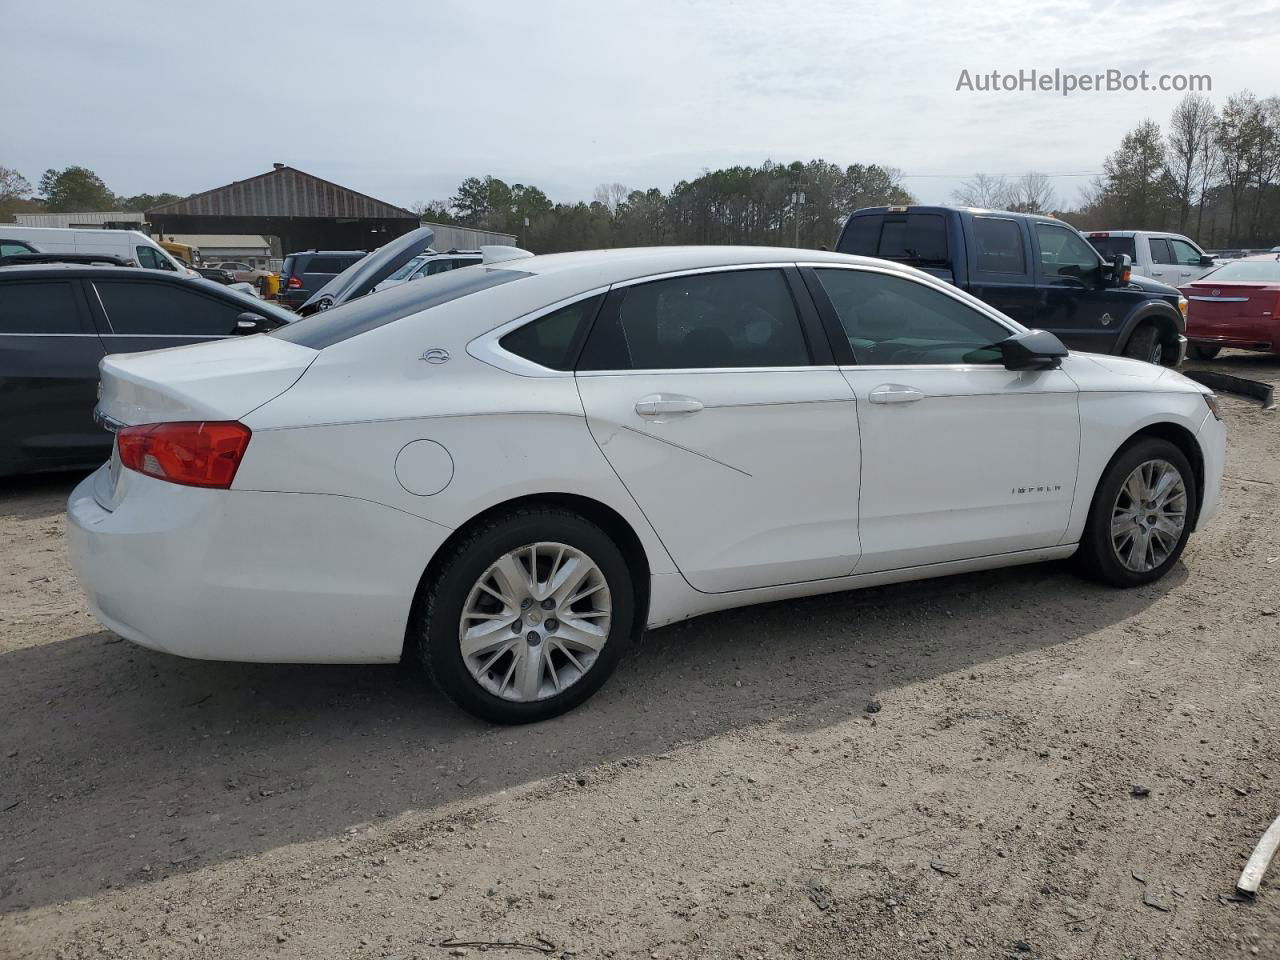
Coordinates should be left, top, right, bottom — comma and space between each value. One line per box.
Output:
576, 263, 822, 375
467, 286, 611, 378
798, 261, 1025, 369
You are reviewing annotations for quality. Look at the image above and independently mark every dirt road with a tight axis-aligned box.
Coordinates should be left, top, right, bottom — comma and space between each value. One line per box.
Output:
2, 355, 1278, 959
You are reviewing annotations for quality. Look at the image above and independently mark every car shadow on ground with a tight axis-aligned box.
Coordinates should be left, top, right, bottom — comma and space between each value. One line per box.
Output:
0, 557, 1186, 914
0, 471, 87, 522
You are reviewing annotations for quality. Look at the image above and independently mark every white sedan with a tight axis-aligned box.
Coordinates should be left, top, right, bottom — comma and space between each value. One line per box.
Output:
68, 247, 1226, 723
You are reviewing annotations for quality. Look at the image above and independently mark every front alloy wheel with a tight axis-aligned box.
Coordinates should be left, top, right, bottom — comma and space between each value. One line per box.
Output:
1075, 437, 1196, 587
1110, 460, 1187, 573
460, 542, 612, 702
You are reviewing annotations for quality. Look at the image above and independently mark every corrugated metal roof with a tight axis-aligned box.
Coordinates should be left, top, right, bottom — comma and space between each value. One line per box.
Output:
14, 211, 145, 228
147, 165, 417, 220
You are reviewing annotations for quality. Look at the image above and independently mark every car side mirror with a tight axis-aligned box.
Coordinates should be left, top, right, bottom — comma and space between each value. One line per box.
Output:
999, 329, 1068, 371
234, 312, 270, 335
1199, 254, 1215, 267
1106, 253, 1132, 286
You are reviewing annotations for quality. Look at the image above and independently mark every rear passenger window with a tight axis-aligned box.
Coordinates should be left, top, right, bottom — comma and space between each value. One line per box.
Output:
580, 269, 810, 370
1148, 238, 1175, 264
94, 281, 243, 336
500, 295, 603, 371
304, 257, 346, 274
973, 217, 1026, 274
0, 281, 83, 334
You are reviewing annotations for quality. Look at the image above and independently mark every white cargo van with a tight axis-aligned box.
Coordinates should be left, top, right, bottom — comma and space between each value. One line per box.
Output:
0, 226, 191, 274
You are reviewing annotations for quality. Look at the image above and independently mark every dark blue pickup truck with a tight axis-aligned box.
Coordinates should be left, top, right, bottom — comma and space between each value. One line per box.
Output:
835, 206, 1187, 366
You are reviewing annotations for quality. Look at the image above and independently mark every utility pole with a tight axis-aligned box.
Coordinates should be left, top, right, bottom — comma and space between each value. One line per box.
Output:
791, 182, 807, 248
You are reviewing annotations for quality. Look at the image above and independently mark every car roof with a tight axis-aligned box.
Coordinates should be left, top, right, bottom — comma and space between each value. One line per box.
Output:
848, 204, 1067, 227
0, 263, 189, 281
508, 245, 898, 282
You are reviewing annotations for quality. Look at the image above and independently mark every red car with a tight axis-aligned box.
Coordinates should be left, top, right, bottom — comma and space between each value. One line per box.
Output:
1181, 254, 1280, 359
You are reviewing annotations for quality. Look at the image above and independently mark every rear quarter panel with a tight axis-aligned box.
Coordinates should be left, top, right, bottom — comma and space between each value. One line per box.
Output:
236, 305, 678, 577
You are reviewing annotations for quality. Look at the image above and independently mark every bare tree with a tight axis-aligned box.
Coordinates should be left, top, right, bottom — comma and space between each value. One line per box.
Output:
1005, 172, 1057, 214
952, 173, 1010, 208
592, 182, 630, 217
1166, 94, 1218, 234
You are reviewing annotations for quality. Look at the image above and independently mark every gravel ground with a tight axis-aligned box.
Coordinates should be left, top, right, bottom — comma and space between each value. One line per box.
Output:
1, 353, 1278, 960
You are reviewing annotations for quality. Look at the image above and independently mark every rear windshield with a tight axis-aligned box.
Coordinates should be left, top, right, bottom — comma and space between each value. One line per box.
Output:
838, 213, 948, 264
271, 266, 531, 349
1203, 259, 1280, 283
280, 255, 295, 279
1087, 236, 1137, 260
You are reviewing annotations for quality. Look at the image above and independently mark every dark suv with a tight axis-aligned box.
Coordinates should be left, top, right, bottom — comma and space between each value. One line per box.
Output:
0, 263, 293, 477
277, 250, 366, 309
836, 206, 1187, 365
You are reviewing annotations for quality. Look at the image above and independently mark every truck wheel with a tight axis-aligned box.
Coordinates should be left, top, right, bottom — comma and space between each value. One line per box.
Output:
1122, 324, 1162, 364
1189, 344, 1221, 361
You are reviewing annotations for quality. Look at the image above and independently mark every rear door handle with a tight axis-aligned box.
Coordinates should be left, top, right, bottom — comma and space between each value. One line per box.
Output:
868, 383, 925, 404
635, 393, 704, 417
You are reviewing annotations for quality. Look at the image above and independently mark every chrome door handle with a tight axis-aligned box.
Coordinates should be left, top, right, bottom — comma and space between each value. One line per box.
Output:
868, 383, 925, 404
635, 393, 704, 417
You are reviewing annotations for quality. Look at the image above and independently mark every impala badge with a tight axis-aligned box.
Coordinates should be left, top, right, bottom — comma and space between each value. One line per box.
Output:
1212, 289, 1221, 296
421, 348, 450, 364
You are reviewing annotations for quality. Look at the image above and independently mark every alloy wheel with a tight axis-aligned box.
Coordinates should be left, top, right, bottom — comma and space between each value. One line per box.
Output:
1110, 459, 1187, 572
459, 542, 612, 702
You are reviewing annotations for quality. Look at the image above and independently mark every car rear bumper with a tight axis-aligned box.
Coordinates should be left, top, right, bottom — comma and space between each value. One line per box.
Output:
66, 466, 450, 663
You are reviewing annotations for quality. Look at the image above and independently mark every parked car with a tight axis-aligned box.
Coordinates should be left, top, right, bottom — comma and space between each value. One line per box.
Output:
298, 227, 438, 315
0, 226, 193, 276
197, 266, 236, 284
1180, 253, 1280, 359
277, 250, 367, 309
0, 237, 37, 258
372, 246, 534, 293
68, 246, 1224, 723
373, 251, 483, 292
836, 206, 1187, 365
0, 263, 293, 477
1086, 230, 1218, 285
214, 261, 272, 285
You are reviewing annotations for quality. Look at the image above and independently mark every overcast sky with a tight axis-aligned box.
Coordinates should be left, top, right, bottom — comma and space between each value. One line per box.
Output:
5, 0, 1279, 210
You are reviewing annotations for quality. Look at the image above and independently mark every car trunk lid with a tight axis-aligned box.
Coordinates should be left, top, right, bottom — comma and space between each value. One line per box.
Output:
96, 334, 319, 428
1183, 280, 1280, 345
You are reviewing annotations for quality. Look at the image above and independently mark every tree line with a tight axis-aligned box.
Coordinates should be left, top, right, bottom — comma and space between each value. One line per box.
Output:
952, 90, 1280, 250
0, 165, 178, 220
5, 87, 1277, 253
414, 160, 914, 253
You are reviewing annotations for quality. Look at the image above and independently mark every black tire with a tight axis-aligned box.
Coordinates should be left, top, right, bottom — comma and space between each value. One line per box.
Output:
1075, 437, 1197, 587
1189, 343, 1221, 361
1122, 324, 1163, 364
413, 507, 635, 723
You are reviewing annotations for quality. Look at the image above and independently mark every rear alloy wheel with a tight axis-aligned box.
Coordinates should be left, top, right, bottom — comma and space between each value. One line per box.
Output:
1076, 438, 1196, 587
1189, 343, 1221, 361
415, 509, 634, 723
1123, 324, 1164, 364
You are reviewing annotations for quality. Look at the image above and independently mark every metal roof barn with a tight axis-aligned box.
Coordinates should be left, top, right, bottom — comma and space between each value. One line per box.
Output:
147, 164, 421, 256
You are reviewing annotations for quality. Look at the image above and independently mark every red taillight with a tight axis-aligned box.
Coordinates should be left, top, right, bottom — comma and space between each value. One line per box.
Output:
286, 275, 302, 289
117, 421, 251, 489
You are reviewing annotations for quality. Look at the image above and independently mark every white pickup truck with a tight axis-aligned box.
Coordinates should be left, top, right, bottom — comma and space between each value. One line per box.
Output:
1086, 230, 1219, 286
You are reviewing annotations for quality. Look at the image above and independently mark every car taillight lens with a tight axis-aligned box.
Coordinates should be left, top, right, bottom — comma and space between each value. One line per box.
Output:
287, 275, 302, 289
116, 421, 251, 489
